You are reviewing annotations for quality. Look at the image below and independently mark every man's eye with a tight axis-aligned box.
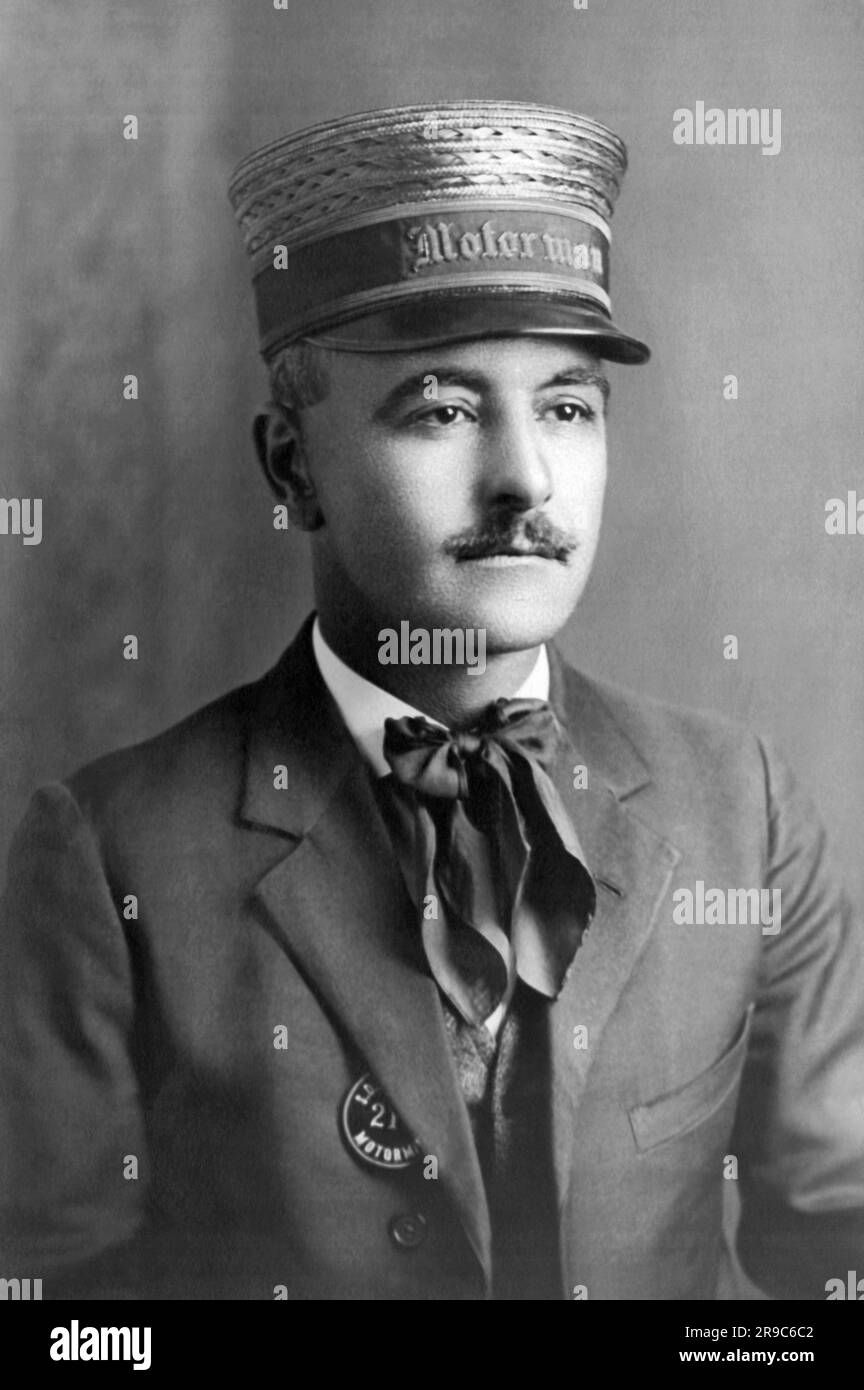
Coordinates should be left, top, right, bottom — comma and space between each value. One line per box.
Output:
411, 404, 474, 427
545, 401, 597, 423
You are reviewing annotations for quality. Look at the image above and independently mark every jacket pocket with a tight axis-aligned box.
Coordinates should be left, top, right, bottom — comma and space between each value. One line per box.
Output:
628, 1004, 754, 1152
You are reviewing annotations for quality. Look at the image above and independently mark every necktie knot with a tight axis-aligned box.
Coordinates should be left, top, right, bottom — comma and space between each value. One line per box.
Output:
383, 698, 559, 803
453, 730, 483, 760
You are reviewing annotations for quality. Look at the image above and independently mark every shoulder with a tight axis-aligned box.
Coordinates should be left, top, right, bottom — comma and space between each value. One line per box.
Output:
554, 653, 778, 811
10, 618, 318, 863
571, 663, 759, 757
67, 675, 262, 816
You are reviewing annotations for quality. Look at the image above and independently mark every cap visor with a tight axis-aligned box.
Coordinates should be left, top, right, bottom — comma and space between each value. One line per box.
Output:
303, 293, 650, 364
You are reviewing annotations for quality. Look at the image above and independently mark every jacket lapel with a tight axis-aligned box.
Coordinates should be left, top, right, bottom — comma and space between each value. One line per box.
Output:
240, 618, 492, 1278
545, 646, 682, 1205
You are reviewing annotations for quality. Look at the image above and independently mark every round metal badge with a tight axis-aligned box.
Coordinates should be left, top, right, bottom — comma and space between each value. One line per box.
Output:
341, 1073, 423, 1171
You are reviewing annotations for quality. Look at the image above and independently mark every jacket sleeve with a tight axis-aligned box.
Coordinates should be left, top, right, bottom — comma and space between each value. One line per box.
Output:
0, 783, 148, 1298
733, 736, 864, 1299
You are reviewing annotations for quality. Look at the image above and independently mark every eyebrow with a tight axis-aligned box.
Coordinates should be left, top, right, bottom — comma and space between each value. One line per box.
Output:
371, 364, 610, 421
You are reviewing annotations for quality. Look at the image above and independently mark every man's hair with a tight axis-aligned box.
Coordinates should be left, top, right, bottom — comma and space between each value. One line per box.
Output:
267, 340, 334, 414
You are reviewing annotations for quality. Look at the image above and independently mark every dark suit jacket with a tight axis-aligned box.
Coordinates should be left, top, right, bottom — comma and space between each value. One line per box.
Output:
2, 616, 863, 1300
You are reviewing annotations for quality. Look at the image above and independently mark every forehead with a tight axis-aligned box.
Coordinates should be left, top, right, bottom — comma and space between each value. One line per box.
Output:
321, 335, 605, 396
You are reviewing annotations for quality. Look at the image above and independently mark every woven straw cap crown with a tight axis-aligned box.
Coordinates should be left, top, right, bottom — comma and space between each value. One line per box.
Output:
229, 101, 627, 273
228, 101, 649, 363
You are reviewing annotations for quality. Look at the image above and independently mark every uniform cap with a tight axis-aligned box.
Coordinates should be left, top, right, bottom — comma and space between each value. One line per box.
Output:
229, 100, 650, 364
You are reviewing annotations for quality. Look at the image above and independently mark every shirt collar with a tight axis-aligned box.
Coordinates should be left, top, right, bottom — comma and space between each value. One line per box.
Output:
312, 616, 550, 778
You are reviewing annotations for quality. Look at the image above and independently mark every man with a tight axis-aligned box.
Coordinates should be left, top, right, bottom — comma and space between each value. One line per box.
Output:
1, 100, 862, 1301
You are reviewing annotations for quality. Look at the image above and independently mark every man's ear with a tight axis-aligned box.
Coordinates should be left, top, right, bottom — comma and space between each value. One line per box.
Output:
252, 403, 324, 532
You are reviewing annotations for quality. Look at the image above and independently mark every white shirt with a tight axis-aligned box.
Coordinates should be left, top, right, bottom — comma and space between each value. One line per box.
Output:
311, 617, 550, 1037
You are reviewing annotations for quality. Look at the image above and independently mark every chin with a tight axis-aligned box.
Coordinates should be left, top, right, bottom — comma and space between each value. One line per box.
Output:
482, 616, 569, 654
437, 586, 581, 654
458, 570, 584, 647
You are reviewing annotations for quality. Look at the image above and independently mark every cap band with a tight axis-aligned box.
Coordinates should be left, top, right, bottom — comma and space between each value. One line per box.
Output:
254, 205, 611, 358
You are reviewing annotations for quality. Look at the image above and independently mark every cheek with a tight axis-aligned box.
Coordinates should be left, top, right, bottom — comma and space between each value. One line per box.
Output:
555, 444, 607, 531
315, 437, 454, 569
585, 462, 608, 531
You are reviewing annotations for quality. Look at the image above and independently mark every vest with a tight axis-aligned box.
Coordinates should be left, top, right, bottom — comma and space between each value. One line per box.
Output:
440, 986, 562, 1299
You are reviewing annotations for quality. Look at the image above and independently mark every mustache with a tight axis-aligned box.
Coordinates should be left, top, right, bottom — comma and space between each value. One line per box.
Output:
444, 516, 579, 563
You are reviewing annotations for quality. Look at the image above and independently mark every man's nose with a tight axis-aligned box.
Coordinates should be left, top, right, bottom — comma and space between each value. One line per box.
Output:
476, 411, 553, 513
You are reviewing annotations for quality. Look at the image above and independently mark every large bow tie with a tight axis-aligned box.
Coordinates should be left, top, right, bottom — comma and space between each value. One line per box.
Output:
382, 698, 596, 1028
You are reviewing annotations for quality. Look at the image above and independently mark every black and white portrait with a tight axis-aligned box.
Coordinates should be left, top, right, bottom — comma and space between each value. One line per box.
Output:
1, 0, 862, 1321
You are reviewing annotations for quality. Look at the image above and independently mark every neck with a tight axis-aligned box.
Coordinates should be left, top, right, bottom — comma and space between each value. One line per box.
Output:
315, 610, 543, 729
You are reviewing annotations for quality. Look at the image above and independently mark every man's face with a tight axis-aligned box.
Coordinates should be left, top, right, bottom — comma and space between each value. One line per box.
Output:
299, 336, 609, 655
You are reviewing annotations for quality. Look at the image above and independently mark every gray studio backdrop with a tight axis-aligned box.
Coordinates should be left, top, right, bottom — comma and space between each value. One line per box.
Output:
1, 0, 862, 913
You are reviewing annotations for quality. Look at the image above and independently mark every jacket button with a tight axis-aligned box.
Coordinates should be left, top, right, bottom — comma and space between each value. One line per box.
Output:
389, 1212, 428, 1250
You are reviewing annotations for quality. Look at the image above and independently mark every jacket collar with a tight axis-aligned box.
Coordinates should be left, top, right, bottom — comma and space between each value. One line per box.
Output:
240, 614, 356, 841
546, 640, 652, 801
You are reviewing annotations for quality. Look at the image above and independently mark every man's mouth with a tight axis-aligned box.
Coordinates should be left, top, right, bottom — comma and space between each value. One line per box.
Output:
464, 548, 549, 561
454, 540, 574, 563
